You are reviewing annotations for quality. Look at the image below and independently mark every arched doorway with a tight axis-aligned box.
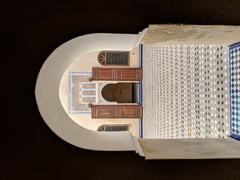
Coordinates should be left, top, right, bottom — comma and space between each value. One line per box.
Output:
101, 83, 139, 103
98, 51, 129, 66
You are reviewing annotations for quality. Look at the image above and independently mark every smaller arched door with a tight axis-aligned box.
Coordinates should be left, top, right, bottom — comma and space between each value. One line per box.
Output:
101, 83, 134, 103
98, 51, 130, 66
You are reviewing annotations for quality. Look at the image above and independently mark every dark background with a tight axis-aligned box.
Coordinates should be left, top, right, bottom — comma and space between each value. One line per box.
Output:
1, 0, 240, 179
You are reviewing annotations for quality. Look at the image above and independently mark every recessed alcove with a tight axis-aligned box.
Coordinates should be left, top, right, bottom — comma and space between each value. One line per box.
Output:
101, 83, 139, 103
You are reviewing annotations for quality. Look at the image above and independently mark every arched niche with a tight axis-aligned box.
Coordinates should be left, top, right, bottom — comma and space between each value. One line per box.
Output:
98, 51, 130, 66
101, 83, 139, 103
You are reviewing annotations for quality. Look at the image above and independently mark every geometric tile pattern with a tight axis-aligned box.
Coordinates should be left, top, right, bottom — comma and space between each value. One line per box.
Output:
229, 42, 240, 140
142, 43, 230, 139
68, 72, 96, 114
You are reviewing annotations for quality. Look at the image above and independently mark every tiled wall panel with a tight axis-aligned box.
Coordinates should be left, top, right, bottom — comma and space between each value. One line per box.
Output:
229, 42, 240, 140
143, 43, 230, 139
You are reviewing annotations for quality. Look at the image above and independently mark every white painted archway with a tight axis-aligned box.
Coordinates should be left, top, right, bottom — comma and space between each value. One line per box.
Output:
35, 32, 146, 151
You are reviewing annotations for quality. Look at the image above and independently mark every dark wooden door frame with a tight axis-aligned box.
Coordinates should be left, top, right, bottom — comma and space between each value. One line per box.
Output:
91, 67, 142, 81
91, 104, 142, 118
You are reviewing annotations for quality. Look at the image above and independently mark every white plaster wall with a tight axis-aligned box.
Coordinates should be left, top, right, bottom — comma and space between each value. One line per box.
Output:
142, 25, 240, 44
35, 33, 144, 151
139, 138, 240, 159
59, 50, 140, 137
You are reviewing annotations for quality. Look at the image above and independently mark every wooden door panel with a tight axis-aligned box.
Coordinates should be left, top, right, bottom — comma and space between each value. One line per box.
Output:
91, 105, 142, 118
91, 105, 115, 118
92, 67, 142, 81
118, 105, 142, 118
120, 68, 142, 81
93, 68, 114, 80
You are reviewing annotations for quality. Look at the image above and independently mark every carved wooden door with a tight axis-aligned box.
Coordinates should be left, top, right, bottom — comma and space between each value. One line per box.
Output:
92, 67, 142, 81
91, 105, 142, 118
